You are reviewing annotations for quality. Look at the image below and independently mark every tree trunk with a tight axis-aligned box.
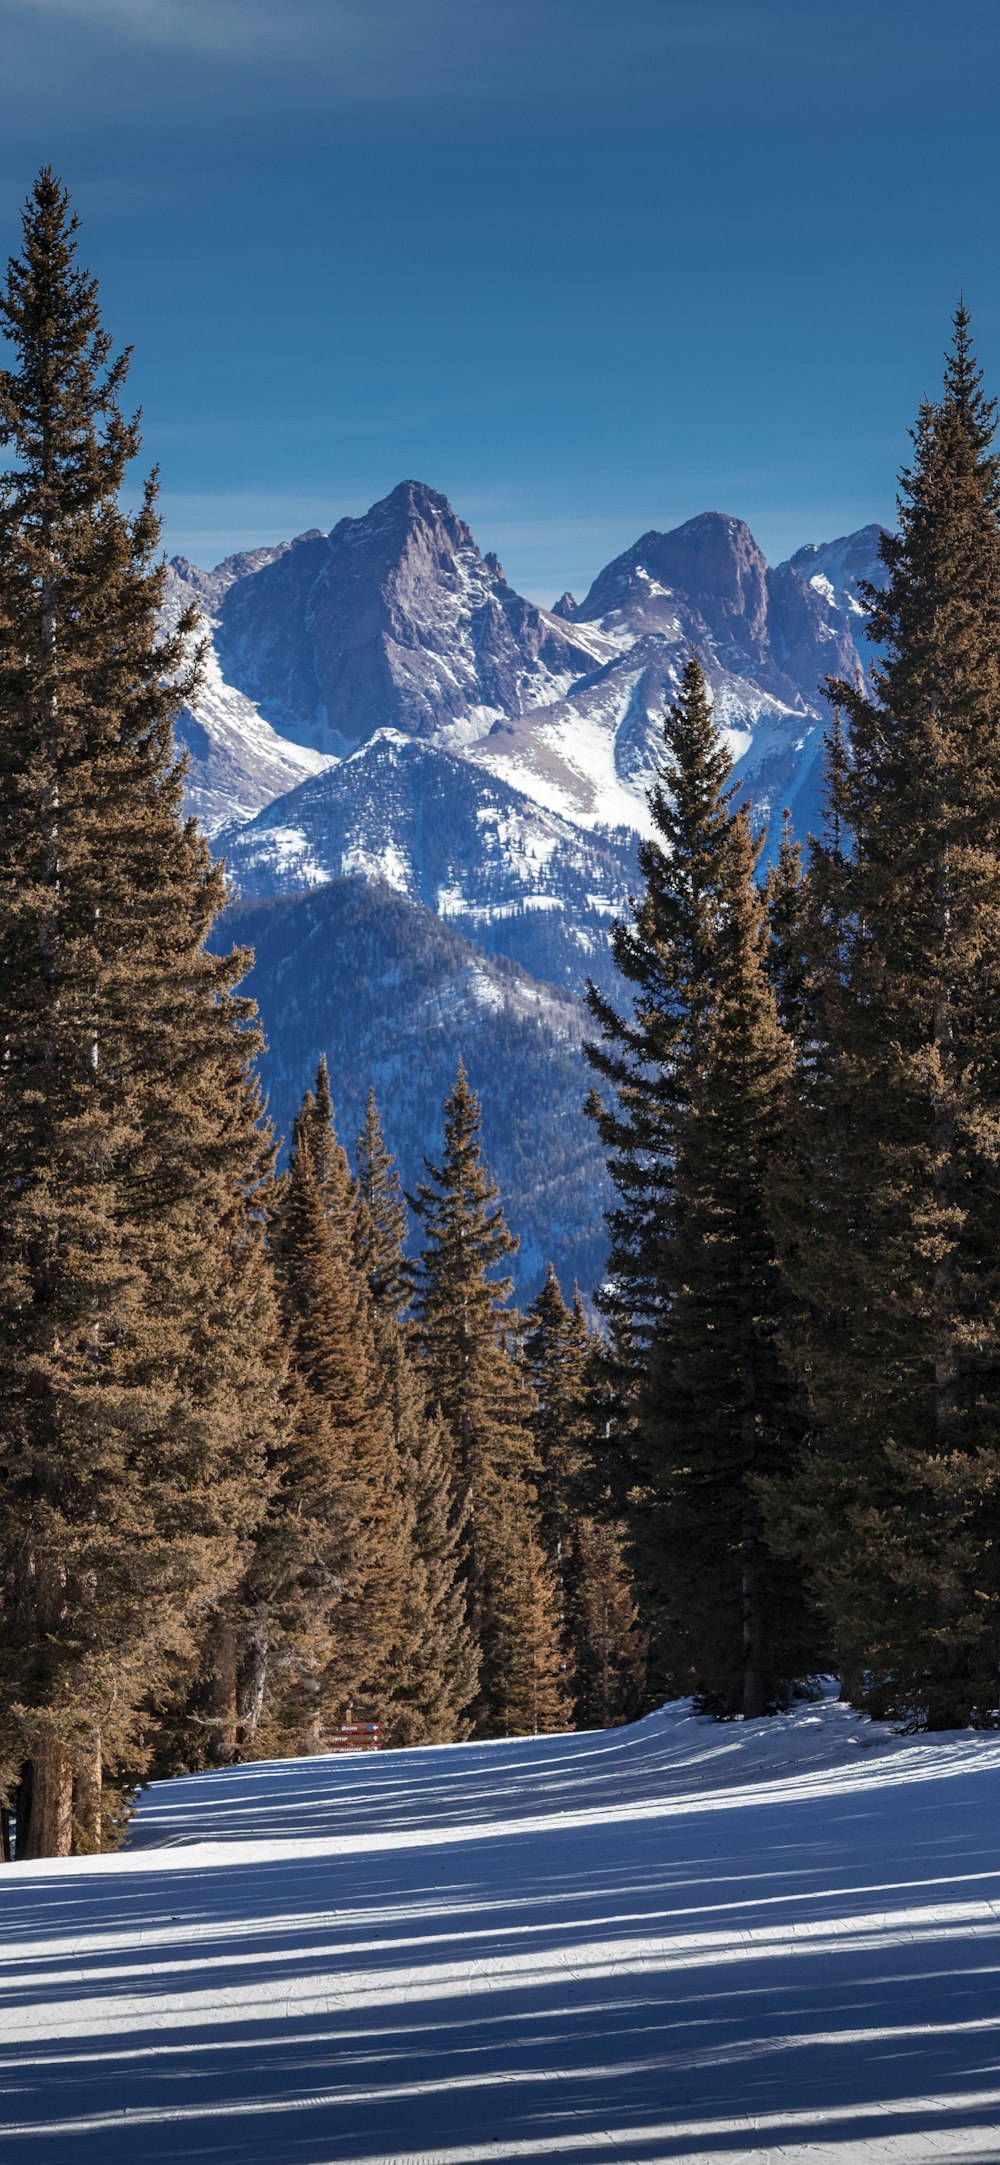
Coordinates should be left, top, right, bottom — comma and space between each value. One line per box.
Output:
237, 1618, 268, 1747
72, 1730, 102, 1854
738, 1166, 767, 1719
205, 1618, 239, 1764
20, 1737, 73, 1858
838, 1662, 863, 1705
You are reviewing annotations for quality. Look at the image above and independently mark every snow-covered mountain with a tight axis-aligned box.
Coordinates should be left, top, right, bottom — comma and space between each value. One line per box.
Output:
211, 480, 608, 757
172, 481, 879, 854
219, 876, 612, 1297
471, 510, 867, 843
162, 559, 332, 835
169, 486, 882, 1279
786, 522, 887, 678
217, 730, 639, 997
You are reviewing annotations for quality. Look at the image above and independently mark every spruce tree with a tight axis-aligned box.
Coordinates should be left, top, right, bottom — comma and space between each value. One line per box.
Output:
585, 655, 737, 1356
269, 1085, 408, 1741
0, 174, 280, 1854
413, 1064, 561, 1734
352, 1090, 476, 1743
573, 1517, 646, 1729
524, 1264, 590, 1602
769, 312, 1000, 1726
383, 1347, 479, 1744
644, 805, 816, 1714
587, 658, 816, 1714
355, 1085, 414, 1324
412, 1058, 518, 1466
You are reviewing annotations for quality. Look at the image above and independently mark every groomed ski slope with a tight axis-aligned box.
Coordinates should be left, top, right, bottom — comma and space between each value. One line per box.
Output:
3, 1699, 1000, 2163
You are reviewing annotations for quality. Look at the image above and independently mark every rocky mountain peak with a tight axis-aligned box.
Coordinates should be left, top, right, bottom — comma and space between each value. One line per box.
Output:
211, 480, 601, 758
576, 510, 770, 647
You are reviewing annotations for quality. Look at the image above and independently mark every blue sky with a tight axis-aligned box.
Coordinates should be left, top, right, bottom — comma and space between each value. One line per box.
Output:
2, 0, 997, 601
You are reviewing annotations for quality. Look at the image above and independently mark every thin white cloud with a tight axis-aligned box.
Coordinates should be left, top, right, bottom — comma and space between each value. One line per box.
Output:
6, 0, 837, 97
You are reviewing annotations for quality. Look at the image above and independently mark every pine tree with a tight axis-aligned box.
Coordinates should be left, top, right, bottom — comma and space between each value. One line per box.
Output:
524, 1264, 590, 1598
644, 805, 816, 1714
585, 655, 737, 1358
584, 658, 741, 1683
382, 1340, 479, 1744
769, 312, 1000, 1726
475, 1469, 573, 1737
412, 1058, 518, 1468
764, 810, 810, 1042
268, 1087, 408, 1742
412, 1064, 563, 1734
573, 1517, 646, 1729
0, 174, 280, 1855
355, 1085, 414, 1324
523, 1267, 644, 1723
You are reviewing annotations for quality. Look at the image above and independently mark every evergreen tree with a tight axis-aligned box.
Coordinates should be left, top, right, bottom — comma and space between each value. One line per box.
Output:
0, 174, 280, 1855
382, 1341, 479, 1744
524, 1264, 590, 1600
269, 1089, 409, 1742
644, 806, 816, 1714
413, 1064, 562, 1734
355, 1085, 414, 1324
475, 1467, 573, 1738
585, 655, 737, 1357
523, 1266, 644, 1724
764, 810, 810, 1042
573, 1517, 646, 1729
769, 312, 1000, 1726
412, 1058, 518, 1468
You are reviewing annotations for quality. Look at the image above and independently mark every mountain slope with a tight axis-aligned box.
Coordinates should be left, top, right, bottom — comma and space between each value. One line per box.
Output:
785, 522, 887, 677
470, 510, 865, 844
8, 1700, 1000, 2161
218, 730, 639, 996
217, 876, 611, 1296
162, 559, 331, 835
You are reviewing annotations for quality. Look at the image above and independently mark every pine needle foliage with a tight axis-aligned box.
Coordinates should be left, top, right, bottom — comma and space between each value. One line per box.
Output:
355, 1085, 415, 1324
271, 1083, 408, 1741
645, 806, 817, 1715
585, 655, 737, 1355
0, 173, 281, 1854
768, 310, 1000, 1727
413, 1063, 566, 1734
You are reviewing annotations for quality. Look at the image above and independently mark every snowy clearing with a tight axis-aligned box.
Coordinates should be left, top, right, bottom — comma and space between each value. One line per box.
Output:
3, 1699, 1000, 2162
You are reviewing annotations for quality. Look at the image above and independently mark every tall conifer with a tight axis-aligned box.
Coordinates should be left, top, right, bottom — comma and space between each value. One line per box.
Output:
271, 1083, 408, 1739
0, 174, 280, 1854
770, 312, 1000, 1725
413, 1064, 561, 1733
644, 807, 816, 1714
355, 1085, 415, 1323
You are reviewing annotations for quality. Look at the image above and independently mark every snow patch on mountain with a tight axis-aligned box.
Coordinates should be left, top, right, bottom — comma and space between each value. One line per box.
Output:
163, 560, 333, 836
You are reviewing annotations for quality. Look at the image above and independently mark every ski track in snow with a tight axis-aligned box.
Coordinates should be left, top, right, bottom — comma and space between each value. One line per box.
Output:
3, 1700, 1000, 2163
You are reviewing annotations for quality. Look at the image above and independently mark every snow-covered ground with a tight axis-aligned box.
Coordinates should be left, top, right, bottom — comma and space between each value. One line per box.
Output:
3, 1698, 1000, 2162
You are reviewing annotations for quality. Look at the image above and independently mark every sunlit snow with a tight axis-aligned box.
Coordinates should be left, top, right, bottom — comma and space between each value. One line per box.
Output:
4, 1698, 1000, 2161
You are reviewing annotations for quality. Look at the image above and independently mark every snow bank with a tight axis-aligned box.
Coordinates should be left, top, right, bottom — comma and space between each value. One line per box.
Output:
2, 1699, 1000, 2161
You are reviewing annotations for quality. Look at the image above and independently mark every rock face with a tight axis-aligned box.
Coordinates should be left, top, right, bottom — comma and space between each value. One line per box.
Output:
212, 481, 605, 757
163, 559, 331, 835
784, 524, 887, 678
218, 877, 611, 1300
